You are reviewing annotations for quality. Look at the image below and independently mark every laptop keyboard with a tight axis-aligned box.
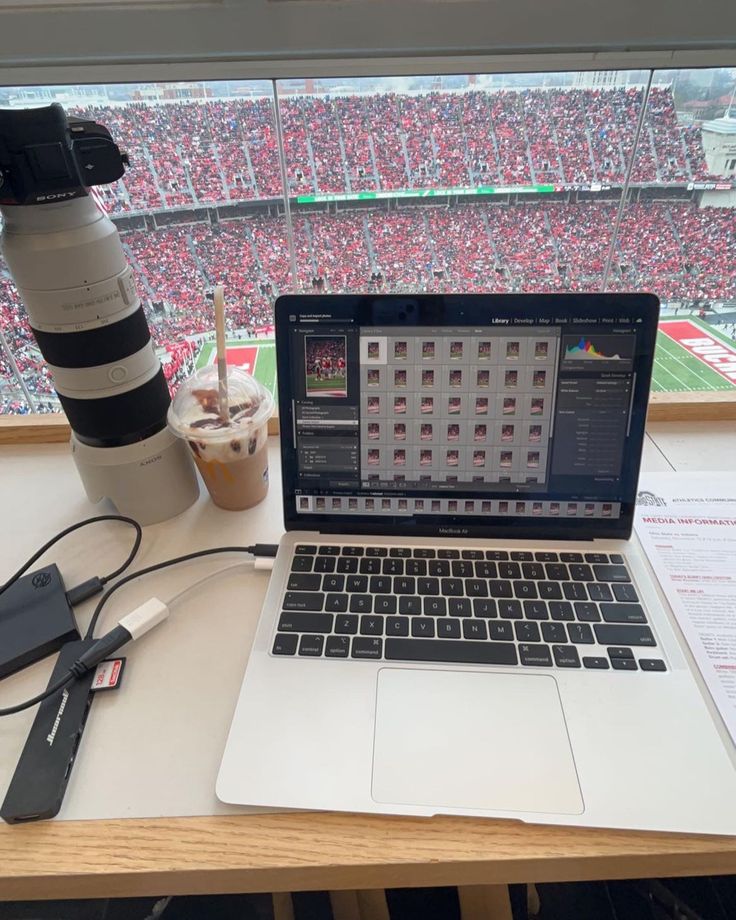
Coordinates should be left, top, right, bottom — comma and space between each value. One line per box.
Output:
271, 545, 666, 672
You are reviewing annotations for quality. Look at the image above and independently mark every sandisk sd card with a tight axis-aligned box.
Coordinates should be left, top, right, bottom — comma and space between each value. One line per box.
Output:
91, 657, 126, 692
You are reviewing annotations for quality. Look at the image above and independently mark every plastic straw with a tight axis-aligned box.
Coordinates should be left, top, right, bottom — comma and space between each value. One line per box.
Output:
213, 284, 229, 421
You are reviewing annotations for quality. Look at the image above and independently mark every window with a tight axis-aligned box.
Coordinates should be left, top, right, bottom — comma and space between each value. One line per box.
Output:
1, 68, 735, 416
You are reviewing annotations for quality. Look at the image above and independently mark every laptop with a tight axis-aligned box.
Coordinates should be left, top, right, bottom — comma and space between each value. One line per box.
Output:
217, 293, 736, 834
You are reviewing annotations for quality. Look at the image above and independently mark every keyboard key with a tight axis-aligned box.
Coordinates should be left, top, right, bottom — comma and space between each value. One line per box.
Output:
463, 619, 487, 640
610, 554, 625, 565
569, 564, 594, 581
383, 558, 404, 575
473, 599, 497, 618
399, 596, 422, 615
600, 603, 648, 624
318, 546, 340, 556
519, 643, 553, 667
521, 563, 545, 579
593, 564, 631, 583
465, 579, 488, 597
489, 621, 514, 641
424, 597, 447, 616
352, 637, 383, 659
413, 548, 436, 558
390, 547, 411, 558
583, 656, 609, 669
475, 561, 497, 579
438, 618, 461, 638
499, 599, 523, 619
272, 633, 298, 655
535, 552, 559, 562
385, 638, 517, 666
607, 646, 634, 659
428, 560, 451, 577
449, 598, 471, 617
341, 546, 363, 557
452, 561, 474, 578
360, 558, 381, 574
314, 557, 337, 573
594, 624, 656, 647
544, 563, 569, 581
278, 612, 333, 633
560, 552, 583, 563
337, 557, 359, 574
418, 578, 440, 595
386, 616, 409, 636
322, 574, 345, 592
587, 582, 613, 602
438, 549, 460, 559
462, 550, 484, 560
538, 581, 563, 600
523, 601, 548, 620
568, 623, 595, 644
574, 602, 600, 622
325, 636, 350, 658
326, 594, 348, 612
298, 635, 324, 656
612, 583, 639, 603
287, 573, 321, 591
486, 550, 509, 561
335, 615, 359, 635
499, 562, 521, 579
515, 621, 541, 643
441, 578, 464, 596
360, 615, 384, 635
542, 622, 567, 644
489, 580, 513, 598
585, 553, 609, 564
412, 617, 436, 638
611, 658, 638, 671
552, 645, 581, 668
394, 575, 416, 595
549, 601, 574, 621
291, 556, 314, 572
513, 581, 538, 599
295, 545, 317, 555
640, 658, 667, 672
563, 582, 588, 601
283, 592, 325, 611
511, 551, 533, 561
406, 559, 427, 576
374, 596, 397, 615
349, 595, 372, 613
366, 547, 388, 557
346, 575, 368, 593
369, 576, 392, 594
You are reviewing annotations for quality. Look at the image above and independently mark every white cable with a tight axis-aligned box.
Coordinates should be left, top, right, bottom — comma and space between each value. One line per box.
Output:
166, 561, 258, 609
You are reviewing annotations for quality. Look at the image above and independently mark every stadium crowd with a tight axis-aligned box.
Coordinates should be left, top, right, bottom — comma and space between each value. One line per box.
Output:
70, 87, 720, 214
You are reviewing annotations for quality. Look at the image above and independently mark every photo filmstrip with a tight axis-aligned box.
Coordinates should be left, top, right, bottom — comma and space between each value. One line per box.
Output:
357, 331, 557, 488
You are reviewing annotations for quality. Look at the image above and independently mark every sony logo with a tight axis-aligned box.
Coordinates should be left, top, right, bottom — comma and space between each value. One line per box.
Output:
140, 454, 162, 466
36, 191, 77, 202
439, 527, 469, 535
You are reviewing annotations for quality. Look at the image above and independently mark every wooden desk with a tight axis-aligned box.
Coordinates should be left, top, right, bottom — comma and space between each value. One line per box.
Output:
1, 422, 735, 902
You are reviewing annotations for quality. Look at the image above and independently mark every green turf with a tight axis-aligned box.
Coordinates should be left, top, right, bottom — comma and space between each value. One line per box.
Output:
652, 325, 736, 393
195, 339, 277, 397
306, 374, 347, 392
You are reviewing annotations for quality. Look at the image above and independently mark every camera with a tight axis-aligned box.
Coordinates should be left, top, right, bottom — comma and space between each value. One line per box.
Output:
0, 103, 198, 523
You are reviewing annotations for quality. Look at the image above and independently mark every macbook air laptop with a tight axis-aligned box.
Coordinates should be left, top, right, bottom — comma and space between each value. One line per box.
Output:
217, 293, 736, 834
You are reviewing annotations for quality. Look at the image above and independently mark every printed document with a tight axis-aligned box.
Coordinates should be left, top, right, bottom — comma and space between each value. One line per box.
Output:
635, 472, 736, 744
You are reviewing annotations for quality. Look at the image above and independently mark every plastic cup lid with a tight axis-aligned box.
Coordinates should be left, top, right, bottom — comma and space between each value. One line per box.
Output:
167, 364, 274, 443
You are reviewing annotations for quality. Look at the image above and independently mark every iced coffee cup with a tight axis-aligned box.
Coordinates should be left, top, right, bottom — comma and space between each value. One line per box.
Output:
167, 365, 274, 511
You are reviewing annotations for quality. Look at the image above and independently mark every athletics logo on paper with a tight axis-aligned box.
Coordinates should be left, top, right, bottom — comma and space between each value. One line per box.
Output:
637, 490, 667, 507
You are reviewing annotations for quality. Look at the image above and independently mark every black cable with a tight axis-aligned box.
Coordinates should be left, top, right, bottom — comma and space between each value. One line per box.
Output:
84, 545, 261, 640
0, 515, 143, 598
0, 673, 76, 718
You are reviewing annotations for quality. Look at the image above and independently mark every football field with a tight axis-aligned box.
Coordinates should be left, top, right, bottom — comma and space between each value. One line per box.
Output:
652, 318, 736, 392
196, 338, 277, 396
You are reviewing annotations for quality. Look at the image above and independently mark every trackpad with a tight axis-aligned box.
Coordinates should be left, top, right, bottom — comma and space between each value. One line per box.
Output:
372, 668, 584, 815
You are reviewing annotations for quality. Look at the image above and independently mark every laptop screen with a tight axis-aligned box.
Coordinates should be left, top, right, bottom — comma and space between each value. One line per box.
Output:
276, 294, 658, 540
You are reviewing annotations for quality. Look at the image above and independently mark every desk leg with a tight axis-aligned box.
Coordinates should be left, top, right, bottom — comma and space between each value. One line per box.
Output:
329, 889, 362, 920
272, 892, 295, 920
458, 884, 513, 920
